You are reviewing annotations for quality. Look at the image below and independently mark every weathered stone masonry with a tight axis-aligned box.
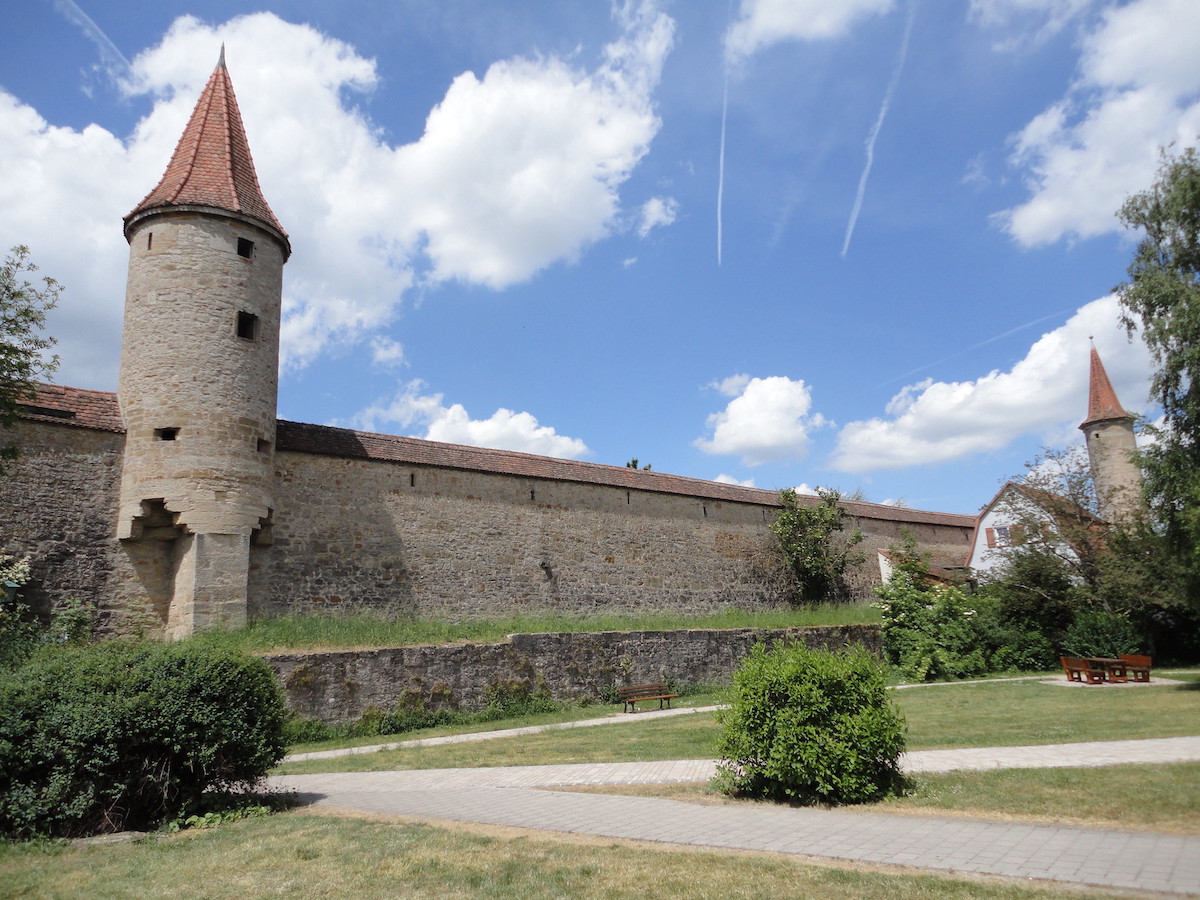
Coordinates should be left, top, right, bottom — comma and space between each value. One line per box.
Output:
266, 625, 883, 725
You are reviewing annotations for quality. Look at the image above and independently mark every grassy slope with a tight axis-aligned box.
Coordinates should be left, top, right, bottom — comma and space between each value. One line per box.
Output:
189, 604, 880, 654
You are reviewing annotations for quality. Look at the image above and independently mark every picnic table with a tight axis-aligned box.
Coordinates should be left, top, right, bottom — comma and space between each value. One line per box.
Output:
1061, 655, 1151, 684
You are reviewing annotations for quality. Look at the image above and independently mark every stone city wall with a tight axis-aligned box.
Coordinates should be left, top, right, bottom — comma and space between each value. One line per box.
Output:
4, 412, 972, 634
251, 449, 973, 622
265, 624, 883, 724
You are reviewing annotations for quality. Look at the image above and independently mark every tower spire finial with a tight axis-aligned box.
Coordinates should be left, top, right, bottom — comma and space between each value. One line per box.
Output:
218, 43, 226, 69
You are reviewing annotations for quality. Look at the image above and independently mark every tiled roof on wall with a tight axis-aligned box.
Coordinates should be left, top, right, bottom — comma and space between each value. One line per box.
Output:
18, 384, 123, 432
16, 384, 973, 527
275, 419, 973, 527
123, 49, 288, 251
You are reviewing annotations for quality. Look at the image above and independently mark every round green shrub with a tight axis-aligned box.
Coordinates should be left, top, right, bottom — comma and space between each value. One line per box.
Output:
715, 643, 905, 805
0, 641, 287, 838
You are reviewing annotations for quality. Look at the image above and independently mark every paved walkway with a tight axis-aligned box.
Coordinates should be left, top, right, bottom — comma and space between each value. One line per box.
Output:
272, 734, 1200, 895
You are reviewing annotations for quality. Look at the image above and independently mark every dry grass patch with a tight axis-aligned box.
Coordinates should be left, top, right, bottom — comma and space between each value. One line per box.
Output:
0, 812, 1138, 900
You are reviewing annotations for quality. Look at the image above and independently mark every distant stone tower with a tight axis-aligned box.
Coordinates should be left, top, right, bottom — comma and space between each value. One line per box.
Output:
117, 50, 290, 638
1079, 347, 1141, 523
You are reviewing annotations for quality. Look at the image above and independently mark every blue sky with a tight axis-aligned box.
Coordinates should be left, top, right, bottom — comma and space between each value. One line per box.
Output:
3, 0, 1194, 514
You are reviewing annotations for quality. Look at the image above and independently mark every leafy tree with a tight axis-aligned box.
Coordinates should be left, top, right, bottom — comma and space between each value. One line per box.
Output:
0, 246, 60, 474
990, 448, 1111, 590
770, 488, 864, 604
1116, 147, 1200, 597
624, 458, 652, 471
979, 444, 1193, 659
885, 528, 933, 588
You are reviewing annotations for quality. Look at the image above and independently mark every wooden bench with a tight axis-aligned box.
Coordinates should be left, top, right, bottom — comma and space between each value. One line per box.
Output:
1120, 654, 1152, 683
617, 683, 680, 713
1061, 657, 1106, 684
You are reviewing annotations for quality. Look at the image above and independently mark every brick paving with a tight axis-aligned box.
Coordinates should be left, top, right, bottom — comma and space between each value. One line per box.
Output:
271, 733, 1200, 895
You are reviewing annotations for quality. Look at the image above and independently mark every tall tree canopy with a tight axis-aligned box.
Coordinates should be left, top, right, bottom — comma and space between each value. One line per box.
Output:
1116, 147, 1200, 595
0, 246, 60, 474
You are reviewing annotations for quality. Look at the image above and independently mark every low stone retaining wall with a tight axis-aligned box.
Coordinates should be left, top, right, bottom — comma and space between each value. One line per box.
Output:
264, 625, 881, 724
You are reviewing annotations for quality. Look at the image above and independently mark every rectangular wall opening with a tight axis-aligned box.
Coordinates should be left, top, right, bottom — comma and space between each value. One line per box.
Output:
237, 238, 255, 259
154, 427, 179, 441
237, 311, 260, 341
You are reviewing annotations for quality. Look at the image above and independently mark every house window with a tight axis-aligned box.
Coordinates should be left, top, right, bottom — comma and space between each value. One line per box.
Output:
237, 311, 260, 341
994, 525, 1011, 547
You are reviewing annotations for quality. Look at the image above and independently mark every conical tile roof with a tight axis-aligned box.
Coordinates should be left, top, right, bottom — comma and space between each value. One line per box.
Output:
124, 49, 288, 253
1081, 347, 1134, 427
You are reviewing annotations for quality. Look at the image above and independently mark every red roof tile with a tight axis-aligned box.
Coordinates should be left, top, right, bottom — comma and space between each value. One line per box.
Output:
1081, 347, 1133, 427
274, 419, 974, 526
18, 383, 123, 433
124, 50, 288, 253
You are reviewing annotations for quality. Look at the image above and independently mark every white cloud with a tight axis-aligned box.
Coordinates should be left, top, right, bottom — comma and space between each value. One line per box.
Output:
969, 0, 1095, 48
695, 374, 828, 466
996, 0, 1200, 246
714, 474, 756, 487
725, 0, 894, 64
349, 381, 589, 459
0, 6, 674, 386
830, 295, 1154, 472
637, 196, 679, 237
369, 336, 406, 369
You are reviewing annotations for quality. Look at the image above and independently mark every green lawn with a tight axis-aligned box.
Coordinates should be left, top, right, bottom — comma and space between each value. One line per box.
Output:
0, 814, 1137, 900
278, 674, 1200, 774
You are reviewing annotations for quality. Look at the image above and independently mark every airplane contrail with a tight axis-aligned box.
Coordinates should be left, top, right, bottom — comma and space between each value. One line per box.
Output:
874, 309, 1074, 389
50, 0, 132, 76
717, 66, 729, 267
841, 2, 916, 259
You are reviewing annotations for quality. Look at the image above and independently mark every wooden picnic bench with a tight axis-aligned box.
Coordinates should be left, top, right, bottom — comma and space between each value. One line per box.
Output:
617, 682, 680, 713
1061, 656, 1106, 684
1120, 653, 1152, 682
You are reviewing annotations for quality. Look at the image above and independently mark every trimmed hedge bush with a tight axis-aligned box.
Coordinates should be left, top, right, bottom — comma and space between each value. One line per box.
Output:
0, 641, 287, 838
715, 643, 905, 805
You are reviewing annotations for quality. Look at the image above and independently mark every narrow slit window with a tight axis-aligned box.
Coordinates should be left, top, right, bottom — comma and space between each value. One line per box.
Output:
154, 427, 178, 441
146, 232, 153, 250
237, 238, 255, 259
237, 311, 260, 341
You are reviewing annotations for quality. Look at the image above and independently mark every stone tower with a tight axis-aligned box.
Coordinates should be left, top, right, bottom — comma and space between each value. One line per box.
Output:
117, 50, 290, 638
1079, 346, 1141, 523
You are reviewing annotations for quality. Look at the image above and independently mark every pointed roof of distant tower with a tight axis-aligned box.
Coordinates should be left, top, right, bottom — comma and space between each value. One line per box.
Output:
1080, 345, 1134, 428
124, 47, 289, 256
